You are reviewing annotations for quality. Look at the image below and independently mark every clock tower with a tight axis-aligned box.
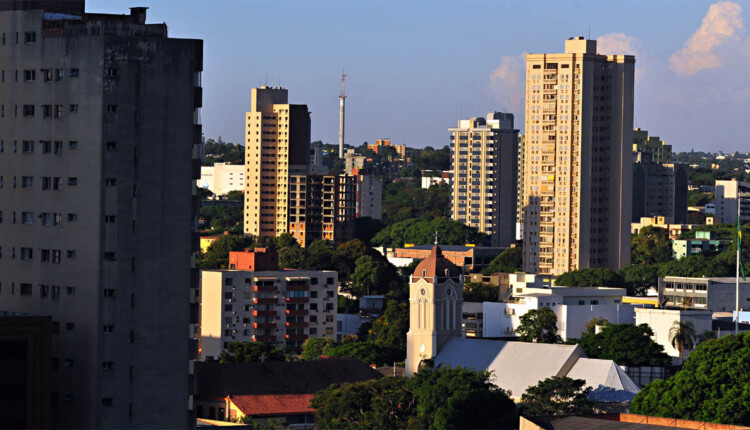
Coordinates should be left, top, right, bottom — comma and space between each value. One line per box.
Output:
405, 243, 464, 376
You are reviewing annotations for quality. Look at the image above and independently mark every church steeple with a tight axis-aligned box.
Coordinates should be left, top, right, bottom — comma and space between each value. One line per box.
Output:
405, 241, 464, 376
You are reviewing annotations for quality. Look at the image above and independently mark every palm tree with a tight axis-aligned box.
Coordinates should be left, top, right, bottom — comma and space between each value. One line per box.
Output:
699, 330, 717, 343
670, 320, 696, 365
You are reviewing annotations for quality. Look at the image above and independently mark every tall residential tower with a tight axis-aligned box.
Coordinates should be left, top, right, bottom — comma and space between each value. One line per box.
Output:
522, 37, 634, 275
449, 113, 518, 248
0, 2, 203, 427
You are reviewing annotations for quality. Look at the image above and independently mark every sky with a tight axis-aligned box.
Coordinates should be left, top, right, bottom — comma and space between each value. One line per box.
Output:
89, 0, 750, 153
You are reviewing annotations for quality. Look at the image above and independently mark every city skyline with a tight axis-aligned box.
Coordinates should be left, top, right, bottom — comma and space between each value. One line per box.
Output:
89, 0, 750, 153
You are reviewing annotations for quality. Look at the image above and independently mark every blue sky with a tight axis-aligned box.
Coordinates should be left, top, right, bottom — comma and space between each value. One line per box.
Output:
89, 0, 750, 153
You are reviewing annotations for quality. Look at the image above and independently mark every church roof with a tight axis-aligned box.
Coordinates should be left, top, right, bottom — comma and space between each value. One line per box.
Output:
412, 245, 461, 282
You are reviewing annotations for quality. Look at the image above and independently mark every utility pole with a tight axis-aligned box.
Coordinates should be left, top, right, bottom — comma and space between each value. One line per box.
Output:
339, 69, 347, 159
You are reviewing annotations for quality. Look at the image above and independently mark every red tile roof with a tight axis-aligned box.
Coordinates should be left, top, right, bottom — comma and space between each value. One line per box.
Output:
228, 394, 315, 417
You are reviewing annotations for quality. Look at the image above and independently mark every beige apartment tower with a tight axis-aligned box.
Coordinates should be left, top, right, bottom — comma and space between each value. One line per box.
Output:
244, 87, 311, 239
0, 2, 203, 428
449, 113, 518, 248
522, 37, 634, 275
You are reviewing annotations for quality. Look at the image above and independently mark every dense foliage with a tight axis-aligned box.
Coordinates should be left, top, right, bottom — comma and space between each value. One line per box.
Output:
367, 301, 409, 353
463, 282, 499, 302
299, 338, 334, 361
516, 307, 561, 343
519, 377, 594, 417
578, 323, 670, 367
202, 137, 244, 165
482, 247, 523, 274
311, 366, 518, 429
219, 342, 289, 363
372, 218, 489, 248
381, 180, 451, 225
631, 332, 750, 425
200, 204, 243, 234
631, 226, 673, 266
554, 268, 625, 288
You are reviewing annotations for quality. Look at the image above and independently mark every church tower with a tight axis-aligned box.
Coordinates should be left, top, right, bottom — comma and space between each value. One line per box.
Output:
405, 243, 464, 376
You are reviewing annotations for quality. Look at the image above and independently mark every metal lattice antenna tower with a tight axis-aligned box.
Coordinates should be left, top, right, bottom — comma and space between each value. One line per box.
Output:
339, 68, 347, 159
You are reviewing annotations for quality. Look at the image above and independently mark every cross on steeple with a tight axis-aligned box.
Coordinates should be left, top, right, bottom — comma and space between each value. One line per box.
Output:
434, 231, 439, 245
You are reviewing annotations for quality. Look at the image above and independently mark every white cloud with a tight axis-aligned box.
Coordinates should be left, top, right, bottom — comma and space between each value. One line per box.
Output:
669, 1, 744, 76
488, 53, 526, 115
597, 33, 641, 56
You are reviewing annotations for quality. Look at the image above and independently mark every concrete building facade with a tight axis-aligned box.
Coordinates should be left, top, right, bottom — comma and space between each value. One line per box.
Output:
632, 130, 687, 224
522, 37, 634, 275
714, 180, 750, 225
659, 276, 750, 312
198, 162, 245, 196
287, 173, 356, 247
368, 138, 406, 158
354, 171, 382, 220
632, 128, 672, 164
199, 268, 338, 360
449, 112, 519, 248
671, 231, 730, 259
343, 148, 366, 174
0, 3, 202, 427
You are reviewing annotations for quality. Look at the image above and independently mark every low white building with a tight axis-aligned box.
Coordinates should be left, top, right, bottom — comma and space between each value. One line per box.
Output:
198, 162, 245, 196
634, 308, 712, 364
421, 175, 451, 189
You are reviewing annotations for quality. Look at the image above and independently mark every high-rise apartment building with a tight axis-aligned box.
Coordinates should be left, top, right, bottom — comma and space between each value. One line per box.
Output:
517, 134, 526, 241
632, 130, 687, 224
0, 2, 202, 428
198, 162, 245, 196
244, 87, 311, 238
354, 171, 383, 220
449, 112, 518, 248
244, 87, 356, 247
522, 37, 634, 275
715, 180, 750, 224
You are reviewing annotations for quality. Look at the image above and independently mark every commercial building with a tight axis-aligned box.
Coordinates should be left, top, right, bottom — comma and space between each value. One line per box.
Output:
0, 3, 202, 427
244, 87, 355, 247
421, 171, 452, 189
449, 112, 519, 247
714, 180, 750, 225
198, 162, 245, 196
522, 37, 634, 275
632, 130, 688, 224
368, 138, 406, 158
671, 231, 730, 259
658, 276, 750, 312
199, 250, 338, 359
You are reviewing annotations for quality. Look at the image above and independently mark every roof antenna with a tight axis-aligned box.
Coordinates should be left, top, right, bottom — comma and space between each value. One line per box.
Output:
588, 25, 591, 39
434, 231, 439, 245
265, 73, 268, 86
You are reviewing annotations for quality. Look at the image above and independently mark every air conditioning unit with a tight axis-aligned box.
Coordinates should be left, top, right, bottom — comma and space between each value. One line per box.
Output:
505, 308, 515, 315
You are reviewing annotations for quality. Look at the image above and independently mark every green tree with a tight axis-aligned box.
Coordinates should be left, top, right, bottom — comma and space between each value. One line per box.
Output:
219, 342, 289, 363
223, 190, 244, 200
299, 337, 334, 361
197, 234, 254, 269
670, 320, 696, 364
354, 216, 386, 245
371, 217, 489, 248
321, 341, 401, 367
368, 301, 409, 355
554, 268, 625, 288
482, 247, 523, 274
311, 367, 517, 430
631, 225, 673, 265
578, 323, 670, 367
516, 307, 561, 344
463, 282, 499, 302
338, 294, 359, 314
583, 317, 609, 335
519, 376, 594, 417
332, 239, 375, 283
699, 330, 717, 342
351, 255, 384, 296
631, 332, 750, 425
618, 264, 659, 296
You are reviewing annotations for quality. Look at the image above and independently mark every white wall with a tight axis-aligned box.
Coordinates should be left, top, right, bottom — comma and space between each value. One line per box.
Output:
635, 308, 712, 362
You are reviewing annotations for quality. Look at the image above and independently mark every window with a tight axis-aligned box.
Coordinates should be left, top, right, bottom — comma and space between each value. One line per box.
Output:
103, 325, 114, 333
21, 248, 32, 260
41, 212, 51, 226
66, 286, 76, 295
24, 31, 36, 43
20, 283, 32, 295
70, 69, 79, 77
41, 141, 51, 153
54, 141, 62, 155
105, 68, 119, 77
69, 104, 78, 113
39, 284, 49, 297
104, 252, 116, 261
21, 212, 33, 224
42, 105, 51, 117
67, 177, 77, 186
53, 178, 61, 190
67, 213, 77, 222
106, 105, 118, 113
104, 215, 116, 223
55, 69, 63, 82
103, 289, 115, 297
67, 250, 76, 259
22, 105, 34, 116
23, 69, 35, 81
102, 398, 113, 407
105, 178, 117, 186
106, 141, 118, 150
42, 69, 52, 82
52, 250, 61, 264
54, 105, 62, 118
64, 359, 74, 367
69, 141, 78, 149
102, 362, 114, 370
21, 176, 33, 188
41, 249, 50, 262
